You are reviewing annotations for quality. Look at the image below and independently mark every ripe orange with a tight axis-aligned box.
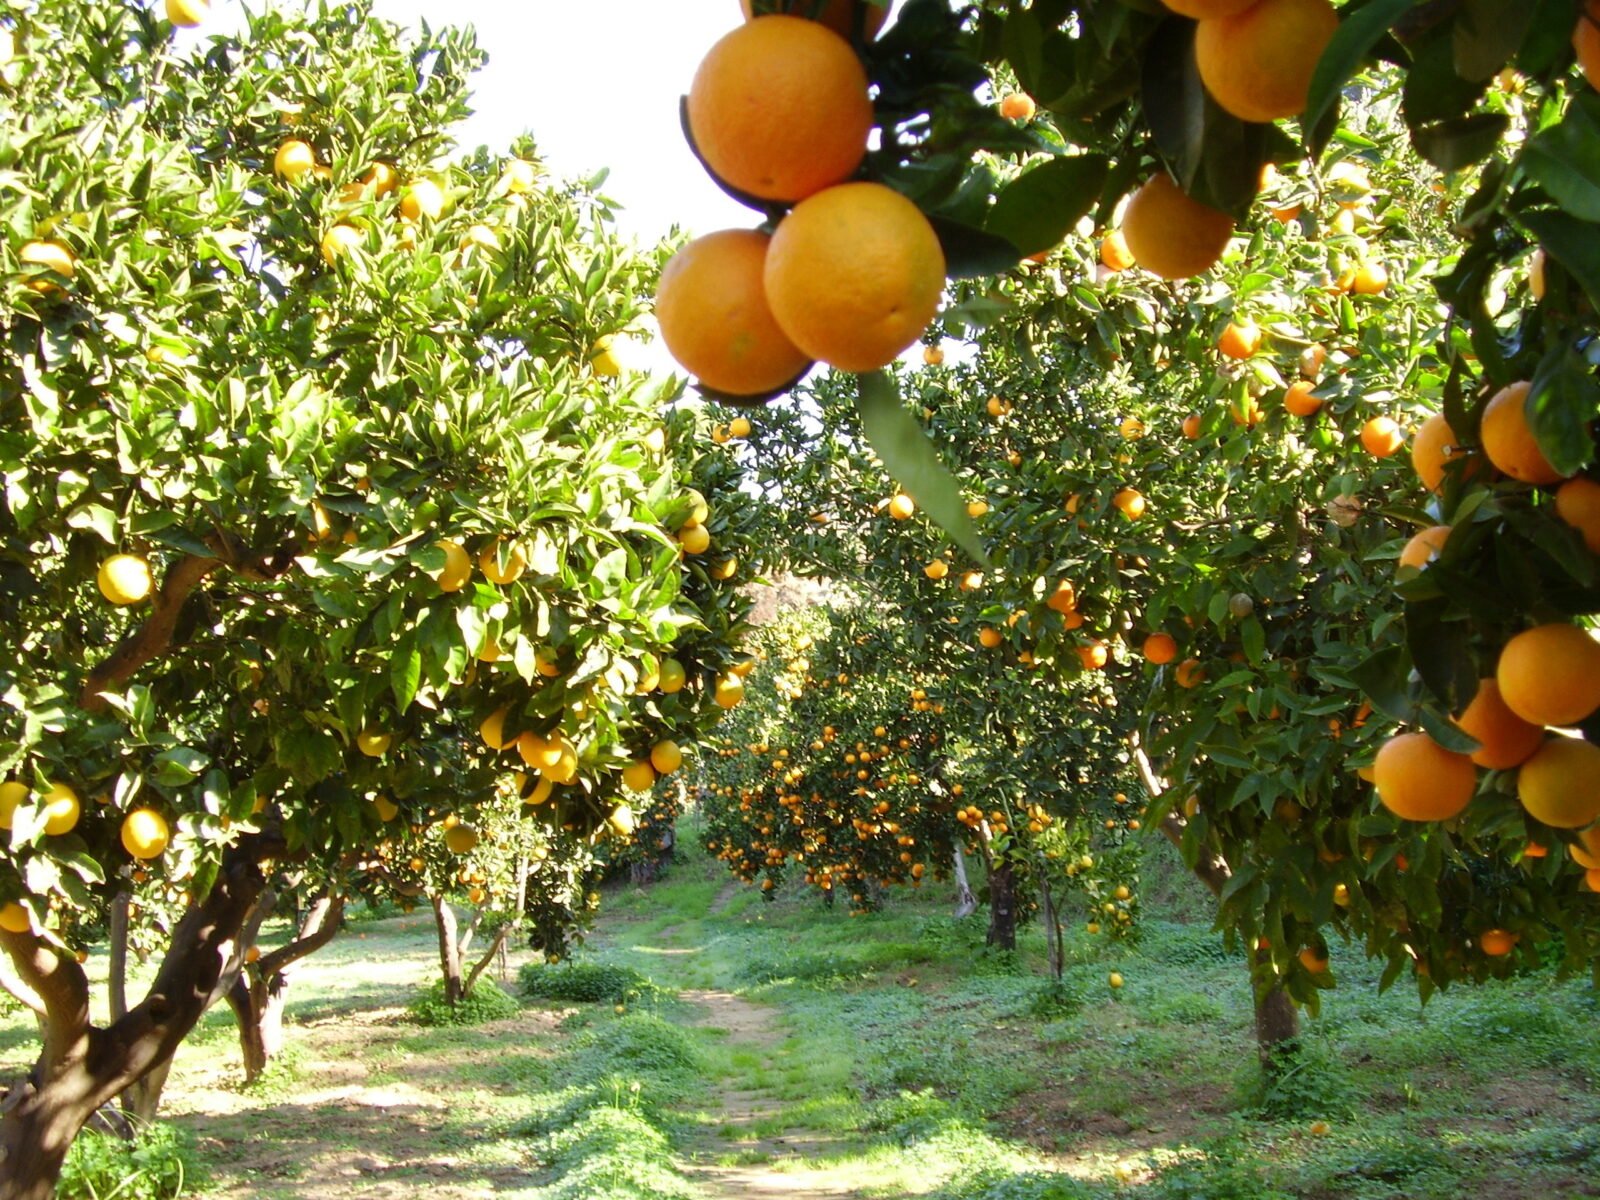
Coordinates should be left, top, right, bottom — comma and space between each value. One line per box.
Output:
1175, 658, 1205, 688
1410, 413, 1474, 492
739, 0, 889, 39
1360, 415, 1404, 457
1100, 231, 1135, 272
999, 92, 1037, 120
1351, 262, 1388, 295
1517, 735, 1600, 828
1218, 320, 1261, 360
1120, 173, 1235, 280
1046, 580, 1077, 614
1143, 632, 1178, 664
1077, 640, 1109, 670
1455, 678, 1544, 770
1298, 945, 1329, 973
1479, 928, 1518, 956
1194, 0, 1339, 123
1373, 732, 1477, 821
1555, 477, 1600, 552
765, 182, 946, 373
1397, 524, 1451, 571
1230, 395, 1265, 427
922, 344, 945, 366
887, 492, 915, 519
1182, 413, 1202, 438
1496, 623, 1600, 727
923, 559, 948, 580
656, 229, 812, 397
1112, 488, 1146, 519
688, 17, 872, 203
1283, 380, 1322, 416
978, 626, 1003, 649
1481, 380, 1566, 484
1570, 825, 1600, 868
1577, 0, 1600, 91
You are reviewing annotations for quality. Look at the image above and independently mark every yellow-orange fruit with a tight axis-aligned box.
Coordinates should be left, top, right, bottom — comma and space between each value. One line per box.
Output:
1397, 525, 1451, 571
1101, 231, 1135, 272
999, 93, 1037, 120
1119, 173, 1235, 280
1194, 0, 1340, 123
1479, 928, 1518, 956
1217, 320, 1261, 360
1143, 633, 1178, 664
688, 17, 873, 203
1372, 732, 1477, 821
1163, 0, 1256, 16
656, 229, 812, 397
1360, 415, 1404, 457
1556, 477, 1600, 553
1283, 380, 1322, 417
1496, 624, 1600, 727
1182, 413, 1202, 438
1455, 678, 1544, 770
1411, 413, 1472, 492
1481, 380, 1567, 485
1577, 0, 1600, 91
1517, 735, 1600, 828
1175, 658, 1205, 688
765, 182, 946, 373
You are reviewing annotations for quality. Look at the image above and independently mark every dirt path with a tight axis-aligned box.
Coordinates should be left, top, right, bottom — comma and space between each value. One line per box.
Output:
680, 989, 863, 1200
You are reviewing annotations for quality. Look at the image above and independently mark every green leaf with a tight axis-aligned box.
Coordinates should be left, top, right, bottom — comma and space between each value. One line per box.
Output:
151, 747, 209, 788
1350, 644, 1412, 723
1452, 0, 1535, 80
1526, 347, 1599, 479
928, 216, 1024, 280
1523, 95, 1600, 224
985, 155, 1109, 258
391, 633, 422, 711
856, 373, 990, 568
1304, 0, 1416, 136
1518, 209, 1600, 312
1411, 113, 1510, 171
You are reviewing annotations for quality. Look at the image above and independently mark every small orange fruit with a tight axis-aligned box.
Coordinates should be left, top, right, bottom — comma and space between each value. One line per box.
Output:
1555, 476, 1600, 553
1112, 488, 1145, 520
1143, 632, 1178, 664
1455, 678, 1543, 770
1175, 658, 1205, 689
1373, 732, 1477, 821
1077, 640, 1109, 670
689, 17, 872, 203
1360, 416, 1404, 457
1517, 735, 1600, 829
887, 492, 915, 520
1119, 173, 1235, 280
1351, 262, 1388, 295
1411, 413, 1475, 492
1182, 413, 1202, 438
1496, 624, 1600, 727
1480, 380, 1567, 484
1283, 380, 1322, 417
1218, 320, 1262, 360
1100, 231, 1135, 272
999, 92, 1036, 120
1397, 525, 1451, 571
1479, 928, 1518, 956
1576, 0, 1600, 91
656, 229, 812, 397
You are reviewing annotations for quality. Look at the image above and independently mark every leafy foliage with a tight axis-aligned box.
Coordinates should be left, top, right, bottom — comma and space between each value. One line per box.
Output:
57, 1124, 199, 1200
407, 978, 520, 1027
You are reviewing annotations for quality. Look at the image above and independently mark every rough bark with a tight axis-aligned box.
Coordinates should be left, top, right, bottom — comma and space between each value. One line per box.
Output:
0, 842, 273, 1200
951, 845, 978, 920
1254, 977, 1302, 1057
225, 889, 345, 1084
1037, 860, 1064, 980
432, 896, 464, 1006
986, 859, 1018, 951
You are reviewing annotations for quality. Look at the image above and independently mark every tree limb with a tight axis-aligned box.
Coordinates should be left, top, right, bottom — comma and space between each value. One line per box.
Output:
80, 553, 219, 711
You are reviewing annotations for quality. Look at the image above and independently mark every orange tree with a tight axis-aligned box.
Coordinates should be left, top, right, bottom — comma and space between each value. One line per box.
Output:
0, 2, 752, 1193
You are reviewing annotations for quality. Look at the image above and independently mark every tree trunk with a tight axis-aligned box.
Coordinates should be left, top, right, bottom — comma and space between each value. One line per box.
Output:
1037, 861, 1063, 980
224, 889, 344, 1085
432, 896, 463, 1006
951, 845, 977, 919
986, 859, 1018, 951
0, 842, 274, 1200
1254, 978, 1301, 1058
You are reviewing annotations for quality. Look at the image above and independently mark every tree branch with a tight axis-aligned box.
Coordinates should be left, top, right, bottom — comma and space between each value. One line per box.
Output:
0, 930, 91, 1069
80, 553, 219, 711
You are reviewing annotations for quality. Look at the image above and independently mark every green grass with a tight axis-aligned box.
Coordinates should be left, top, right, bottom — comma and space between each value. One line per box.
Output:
5, 824, 1599, 1198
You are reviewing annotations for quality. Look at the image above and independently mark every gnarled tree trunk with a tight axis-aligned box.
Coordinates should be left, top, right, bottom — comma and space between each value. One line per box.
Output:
0, 844, 273, 1200
986, 858, 1018, 951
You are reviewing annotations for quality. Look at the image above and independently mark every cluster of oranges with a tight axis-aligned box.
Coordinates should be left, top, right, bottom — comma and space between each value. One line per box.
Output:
657, 2, 946, 400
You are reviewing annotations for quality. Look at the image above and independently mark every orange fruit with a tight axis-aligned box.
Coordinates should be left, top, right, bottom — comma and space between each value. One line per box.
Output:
1569, 825, 1600, 868
1175, 658, 1205, 688
1397, 525, 1451, 571
1517, 735, 1600, 828
688, 17, 872, 203
1046, 581, 1077, 613
1298, 945, 1329, 973
1100, 230, 1135, 272
923, 559, 949, 580
1556, 477, 1600, 552
1283, 380, 1322, 416
1577, 0, 1600, 91
1231, 395, 1265, 427
765, 182, 946, 373
1112, 488, 1145, 519
739, 0, 889, 39
1182, 413, 1202, 438
1373, 732, 1477, 821
999, 92, 1037, 120
1479, 928, 1518, 956
1496, 624, 1600, 727
1194, 0, 1340, 123
1077, 640, 1109, 670
1410, 413, 1476, 492
978, 626, 1003, 649
1455, 678, 1544, 770
1360, 416, 1404, 457
1351, 262, 1388, 295
1143, 632, 1178, 664
1529, 247, 1547, 300
656, 229, 812, 397
1217, 320, 1261, 359
887, 492, 915, 519
1481, 380, 1566, 484
922, 344, 945, 366
1120, 174, 1235, 280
